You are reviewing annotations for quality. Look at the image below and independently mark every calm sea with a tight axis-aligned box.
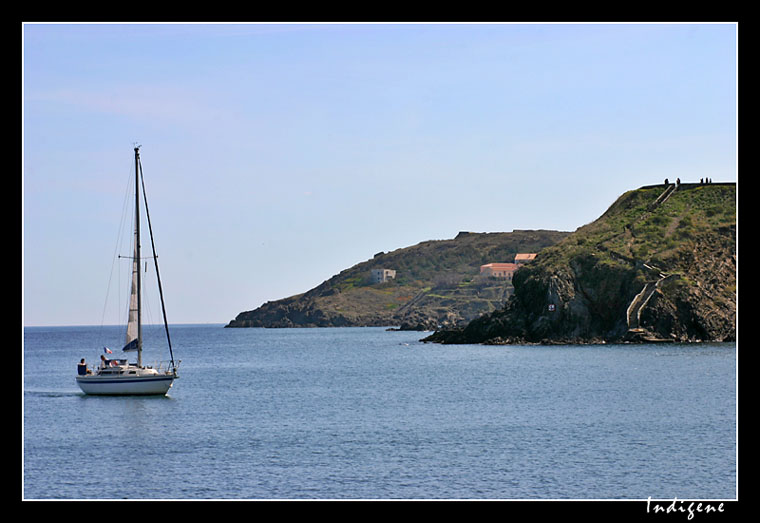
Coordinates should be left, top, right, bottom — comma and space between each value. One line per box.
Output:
23, 324, 737, 500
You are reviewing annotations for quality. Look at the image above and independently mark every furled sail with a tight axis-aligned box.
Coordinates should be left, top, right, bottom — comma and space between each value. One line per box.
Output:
123, 240, 139, 352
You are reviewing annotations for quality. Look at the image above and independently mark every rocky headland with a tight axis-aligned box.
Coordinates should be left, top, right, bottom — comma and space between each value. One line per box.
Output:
424, 182, 736, 345
225, 230, 570, 330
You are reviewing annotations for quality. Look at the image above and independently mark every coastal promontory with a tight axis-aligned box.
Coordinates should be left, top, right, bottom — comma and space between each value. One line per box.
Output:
225, 230, 569, 330
424, 182, 736, 345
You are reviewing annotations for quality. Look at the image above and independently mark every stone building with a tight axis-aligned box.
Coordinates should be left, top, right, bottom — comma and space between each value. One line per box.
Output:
371, 268, 397, 283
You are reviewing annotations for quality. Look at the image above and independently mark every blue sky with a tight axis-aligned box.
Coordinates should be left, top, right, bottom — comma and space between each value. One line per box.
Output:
23, 22, 737, 326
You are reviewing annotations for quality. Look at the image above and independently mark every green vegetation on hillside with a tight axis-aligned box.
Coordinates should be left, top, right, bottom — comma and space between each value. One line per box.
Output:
426, 183, 736, 344
226, 230, 570, 328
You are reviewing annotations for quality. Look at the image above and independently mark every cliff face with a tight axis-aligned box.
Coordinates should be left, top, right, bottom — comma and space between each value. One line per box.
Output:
226, 230, 570, 329
424, 183, 736, 344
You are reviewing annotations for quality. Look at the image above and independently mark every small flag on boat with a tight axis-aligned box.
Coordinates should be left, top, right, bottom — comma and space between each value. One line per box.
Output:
104, 347, 113, 354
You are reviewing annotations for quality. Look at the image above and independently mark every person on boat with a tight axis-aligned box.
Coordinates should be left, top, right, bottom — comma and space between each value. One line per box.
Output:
78, 358, 89, 376
100, 354, 109, 369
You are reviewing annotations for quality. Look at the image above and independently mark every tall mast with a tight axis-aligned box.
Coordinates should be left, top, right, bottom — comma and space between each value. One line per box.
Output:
135, 146, 142, 368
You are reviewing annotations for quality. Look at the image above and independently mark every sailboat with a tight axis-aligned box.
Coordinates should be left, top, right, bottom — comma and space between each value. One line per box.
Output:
76, 146, 179, 395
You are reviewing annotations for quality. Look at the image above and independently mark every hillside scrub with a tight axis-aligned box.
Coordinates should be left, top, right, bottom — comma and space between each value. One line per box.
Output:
226, 230, 570, 329
425, 183, 736, 344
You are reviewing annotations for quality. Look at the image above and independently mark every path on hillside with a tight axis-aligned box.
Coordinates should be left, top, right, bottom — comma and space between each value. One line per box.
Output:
624, 184, 679, 340
626, 264, 676, 329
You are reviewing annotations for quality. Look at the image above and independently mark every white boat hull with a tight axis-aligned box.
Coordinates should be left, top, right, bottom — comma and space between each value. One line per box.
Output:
76, 373, 176, 396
